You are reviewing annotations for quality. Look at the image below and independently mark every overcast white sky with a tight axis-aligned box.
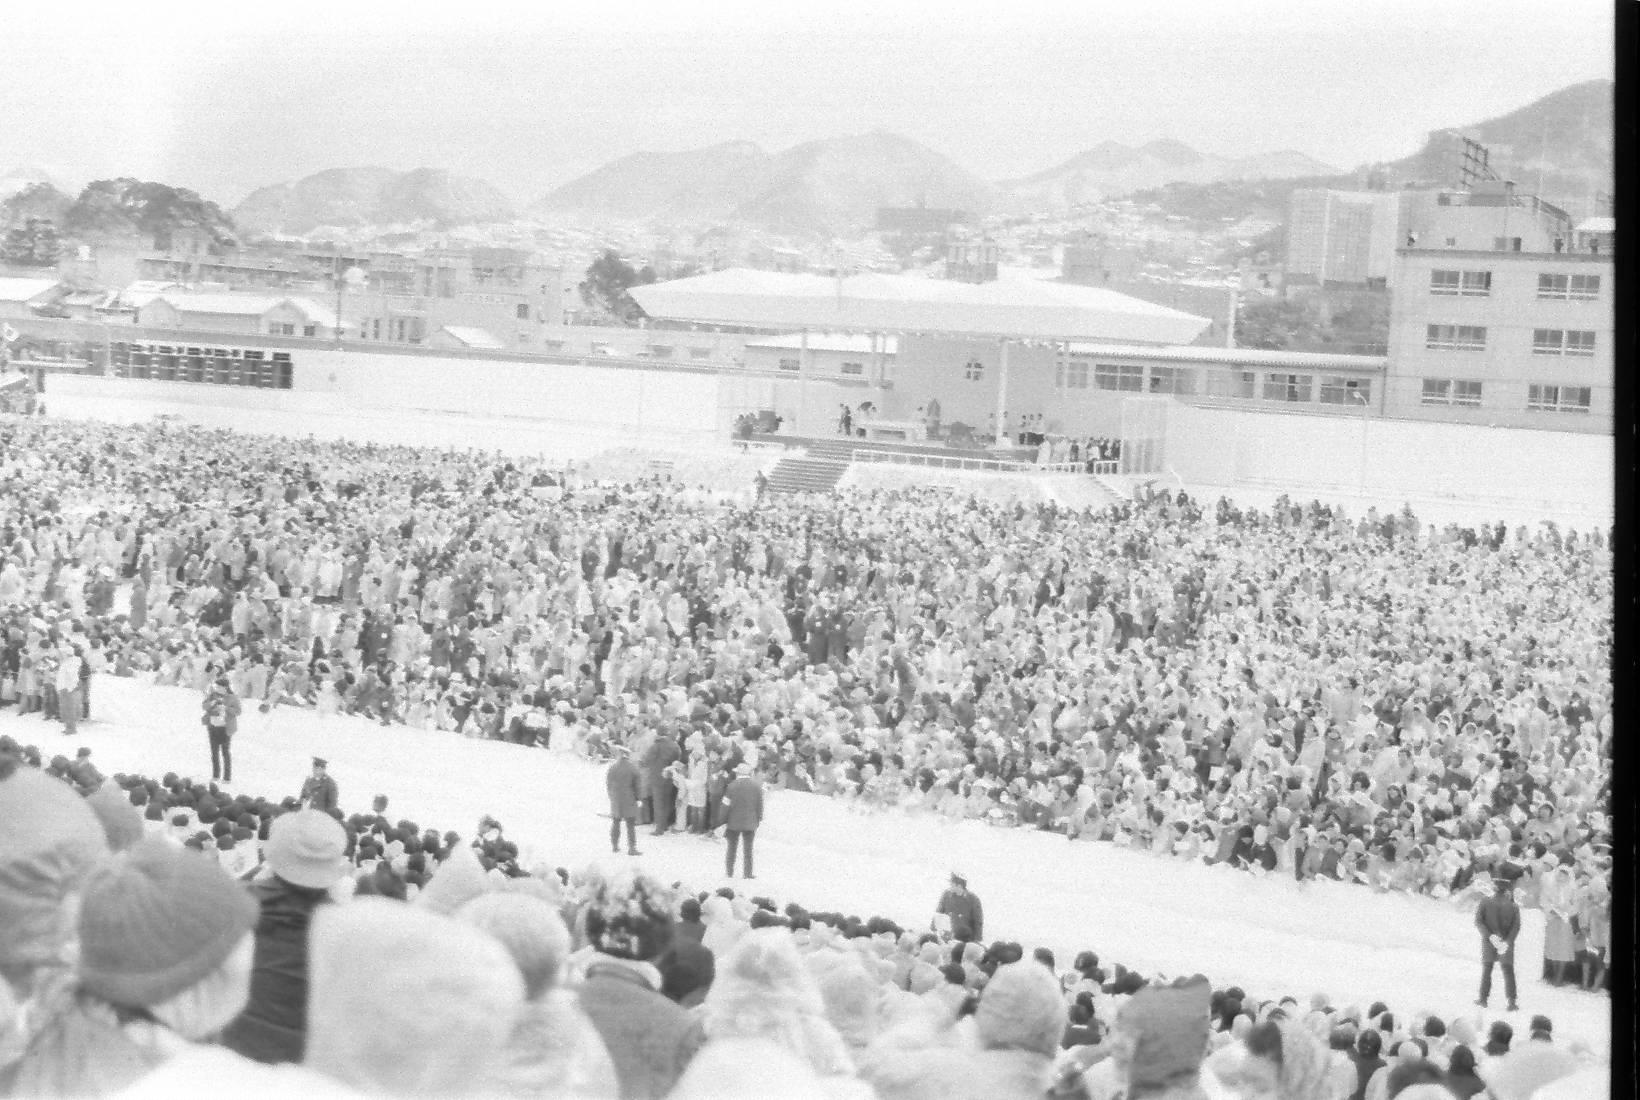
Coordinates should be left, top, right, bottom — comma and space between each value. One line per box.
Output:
0, 0, 1616, 206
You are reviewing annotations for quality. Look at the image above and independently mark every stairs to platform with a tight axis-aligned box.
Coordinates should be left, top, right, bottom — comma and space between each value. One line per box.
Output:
765, 453, 850, 495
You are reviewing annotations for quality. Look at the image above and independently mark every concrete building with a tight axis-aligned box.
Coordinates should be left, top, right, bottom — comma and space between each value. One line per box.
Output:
1285, 189, 1405, 287
136, 293, 342, 340
743, 333, 896, 380
1383, 240, 1612, 432
343, 246, 563, 349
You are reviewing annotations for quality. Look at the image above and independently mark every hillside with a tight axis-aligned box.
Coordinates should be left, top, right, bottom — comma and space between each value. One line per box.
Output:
734, 131, 999, 234
1371, 78, 1612, 209
1002, 140, 1339, 213
533, 141, 772, 222
234, 166, 516, 235
535, 132, 997, 233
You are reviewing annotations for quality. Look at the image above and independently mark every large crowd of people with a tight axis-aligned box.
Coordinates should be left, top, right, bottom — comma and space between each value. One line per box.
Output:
0, 741, 1603, 1098
0, 413, 1613, 1094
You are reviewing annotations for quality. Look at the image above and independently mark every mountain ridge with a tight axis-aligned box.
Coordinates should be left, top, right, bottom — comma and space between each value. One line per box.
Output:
233, 166, 516, 236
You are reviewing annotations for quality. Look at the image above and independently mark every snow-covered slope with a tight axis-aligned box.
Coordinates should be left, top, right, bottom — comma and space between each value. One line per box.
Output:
4, 677, 1609, 1057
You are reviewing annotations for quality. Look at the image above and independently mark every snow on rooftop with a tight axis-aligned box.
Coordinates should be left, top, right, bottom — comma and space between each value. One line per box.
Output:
438, 325, 508, 350
0, 277, 59, 303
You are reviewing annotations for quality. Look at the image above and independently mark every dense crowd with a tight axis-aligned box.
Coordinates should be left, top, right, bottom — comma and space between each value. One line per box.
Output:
0, 418, 1611, 943
0, 743, 1603, 1098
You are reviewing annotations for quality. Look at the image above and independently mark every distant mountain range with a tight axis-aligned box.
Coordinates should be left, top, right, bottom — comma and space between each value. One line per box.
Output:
233, 167, 516, 236
1367, 78, 1612, 210
999, 140, 1338, 214
533, 131, 1000, 234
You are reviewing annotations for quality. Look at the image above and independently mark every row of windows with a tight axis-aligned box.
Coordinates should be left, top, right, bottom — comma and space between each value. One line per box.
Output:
776, 357, 865, 377
267, 322, 318, 338
110, 342, 294, 389
1419, 379, 1592, 414
1427, 270, 1601, 300
1425, 325, 1598, 355
1048, 363, 1374, 407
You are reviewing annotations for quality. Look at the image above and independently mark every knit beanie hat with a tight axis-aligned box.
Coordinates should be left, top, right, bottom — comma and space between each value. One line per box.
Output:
0, 766, 109, 979
265, 809, 349, 890
1120, 974, 1212, 1088
416, 845, 492, 916
975, 961, 1064, 1057
77, 838, 257, 1007
583, 867, 677, 961
305, 897, 524, 1097
454, 892, 570, 1001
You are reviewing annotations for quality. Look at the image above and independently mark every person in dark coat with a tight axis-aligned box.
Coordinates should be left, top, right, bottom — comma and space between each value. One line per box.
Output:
722, 762, 763, 879
607, 747, 642, 855
202, 676, 241, 783
1475, 874, 1522, 1010
577, 870, 703, 1099
300, 758, 339, 813
221, 809, 349, 1064
674, 897, 707, 945
935, 872, 984, 942
645, 730, 682, 835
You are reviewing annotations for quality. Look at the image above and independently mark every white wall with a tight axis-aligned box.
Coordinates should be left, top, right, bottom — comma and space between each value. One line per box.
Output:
1162, 402, 1612, 523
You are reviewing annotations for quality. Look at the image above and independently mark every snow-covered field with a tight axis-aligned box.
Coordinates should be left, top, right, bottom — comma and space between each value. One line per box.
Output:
5, 678, 1610, 1058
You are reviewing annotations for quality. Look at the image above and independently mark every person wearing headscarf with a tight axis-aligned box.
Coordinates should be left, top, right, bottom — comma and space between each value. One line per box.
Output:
301, 897, 525, 1097
455, 891, 619, 1099
698, 929, 856, 1080
1207, 1015, 1345, 1099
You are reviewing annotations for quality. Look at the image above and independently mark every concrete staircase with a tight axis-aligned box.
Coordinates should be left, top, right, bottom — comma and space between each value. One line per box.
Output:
765, 453, 850, 495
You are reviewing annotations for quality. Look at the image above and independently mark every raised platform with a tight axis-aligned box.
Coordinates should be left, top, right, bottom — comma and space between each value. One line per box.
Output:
749, 431, 1037, 463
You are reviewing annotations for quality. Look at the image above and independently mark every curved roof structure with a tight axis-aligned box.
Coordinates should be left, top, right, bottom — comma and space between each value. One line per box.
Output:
631, 267, 1211, 344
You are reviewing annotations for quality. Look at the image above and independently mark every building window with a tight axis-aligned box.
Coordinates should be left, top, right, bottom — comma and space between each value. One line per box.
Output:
1453, 380, 1483, 407
1569, 274, 1600, 300
1527, 384, 1592, 414
1147, 366, 1189, 394
1318, 377, 1371, 405
840, 360, 864, 376
1094, 363, 1142, 391
516, 303, 530, 320
1056, 361, 1088, 389
777, 357, 799, 372
689, 347, 712, 360
1420, 379, 1451, 405
1531, 329, 1593, 356
1565, 330, 1596, 356
1205, 370, 1256, 399
1262, 373, 1312, 403
267, 322, 295, 336
1430, 270, 1491, 296
302, 325, 316, 338
1538, 273, 1569, 299
1492, 237, 1522, 252
964, 358, 985, 381
647, 345, 674, 359
1425, 324, 1486, 351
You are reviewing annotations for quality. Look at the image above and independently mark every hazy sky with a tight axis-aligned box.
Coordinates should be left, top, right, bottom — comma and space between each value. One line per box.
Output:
0, 0, 1615, 207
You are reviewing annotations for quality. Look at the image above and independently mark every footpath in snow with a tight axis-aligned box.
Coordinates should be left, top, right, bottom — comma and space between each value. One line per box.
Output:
5, 676, 1610, 1057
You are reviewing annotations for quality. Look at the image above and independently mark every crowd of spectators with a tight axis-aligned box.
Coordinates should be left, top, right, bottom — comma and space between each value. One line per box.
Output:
0, 742, 1604, 1098
0, 418, 1611, 953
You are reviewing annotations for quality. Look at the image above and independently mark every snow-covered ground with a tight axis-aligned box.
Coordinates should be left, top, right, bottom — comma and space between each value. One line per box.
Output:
6, 678, 1610, 1058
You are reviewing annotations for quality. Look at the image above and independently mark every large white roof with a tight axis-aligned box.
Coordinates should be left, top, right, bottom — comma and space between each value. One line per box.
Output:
438, 325, 507, 350
632, 267, 1211, 343
0, 277, 59, 304
1574, 216, 1614, 234
156, 292, 338, 328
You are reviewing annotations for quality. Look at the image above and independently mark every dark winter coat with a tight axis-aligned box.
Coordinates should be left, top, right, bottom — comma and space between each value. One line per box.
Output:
220, 876, 332, 1064
607, 757, 642, 820
645, 735, 681, 786
300, 774, 339, 813
1475, 893, 1521, 943
936, 885, 984, 942
722, 775, 764, 832
578, 962, 704, 1100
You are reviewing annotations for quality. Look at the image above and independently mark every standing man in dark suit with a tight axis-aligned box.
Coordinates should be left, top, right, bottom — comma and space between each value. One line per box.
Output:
300, 757, 339, 813
936, 871, 985, 943
1476, 874, 1522, 1011
607, 745, 642, 856
722, 762, 763, 879
645, 727, 682, 836
203, 675, 241, 783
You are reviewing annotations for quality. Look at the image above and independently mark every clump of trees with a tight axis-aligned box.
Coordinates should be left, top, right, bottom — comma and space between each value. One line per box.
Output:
578, 250, 656, 325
